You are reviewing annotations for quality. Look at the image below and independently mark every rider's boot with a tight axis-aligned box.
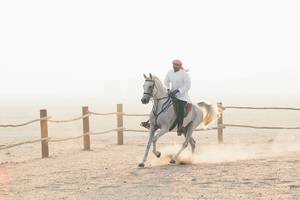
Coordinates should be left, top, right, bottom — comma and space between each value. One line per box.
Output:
140, 120, 150, 129
177, 125, 184, 136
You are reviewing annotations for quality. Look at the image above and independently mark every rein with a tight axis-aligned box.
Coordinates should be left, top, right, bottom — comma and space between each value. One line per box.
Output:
152, 96, 172, 117
145, 79, 173, 128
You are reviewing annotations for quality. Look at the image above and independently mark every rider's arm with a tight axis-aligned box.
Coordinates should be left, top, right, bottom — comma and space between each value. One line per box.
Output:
178, 73, 191, 94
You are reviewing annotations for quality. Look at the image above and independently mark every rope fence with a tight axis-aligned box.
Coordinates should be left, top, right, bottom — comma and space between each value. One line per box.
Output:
88, 111, 123, 116
0, 137, 49, 151
224, 106, 300, 111
89, 111, 149, 117
124, 126, 220, 133
0, 117, 50, 128
225, 124, 300, 130
0, 128, 125, 150
48, 113, 91, 123
123, 113, 149, 117
1, 103, 300, 158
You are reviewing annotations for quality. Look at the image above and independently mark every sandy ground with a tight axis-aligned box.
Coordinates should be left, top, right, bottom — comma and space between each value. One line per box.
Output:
1, 129, 300, 200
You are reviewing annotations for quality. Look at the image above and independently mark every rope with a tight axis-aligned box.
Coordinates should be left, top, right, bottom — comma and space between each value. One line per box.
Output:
225, 123, 300, 130
224, 106, 300, 111
2, 105, 300, 128
89, 111, 123, 116
91, 127, 125, 135
48, 113, 90, 123
3, 123, 300, 151
124, 129, 148, 132
0, 128, 126, 149
123, 114, 149, 117
194, 126, 220, 131
0, 126, 219, 149
0, 117, 50, 128
0, 137, 49, 150
50, 135, 85, 142
0, 113, 90, 128
89, 111, 149, 117
124, 126, 221, 133
50, 128, 125, 142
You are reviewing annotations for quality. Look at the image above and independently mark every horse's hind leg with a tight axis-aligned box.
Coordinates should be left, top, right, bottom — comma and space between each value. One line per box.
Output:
170, 123, 193, 164
189, 137, 196, 154
183, 123, 196, 154
152, 141, 161, 158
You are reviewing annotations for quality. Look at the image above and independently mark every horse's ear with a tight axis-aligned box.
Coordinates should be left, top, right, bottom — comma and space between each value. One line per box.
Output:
149, 73, 152, 79
143, 74, 148, 79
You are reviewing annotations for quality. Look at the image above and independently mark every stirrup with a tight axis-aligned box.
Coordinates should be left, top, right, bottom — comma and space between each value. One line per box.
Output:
140, 120, 150, 129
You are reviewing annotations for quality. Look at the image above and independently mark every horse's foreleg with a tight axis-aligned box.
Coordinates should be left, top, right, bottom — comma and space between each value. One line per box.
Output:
138, 130, 155, 167
152, 128, 168, 158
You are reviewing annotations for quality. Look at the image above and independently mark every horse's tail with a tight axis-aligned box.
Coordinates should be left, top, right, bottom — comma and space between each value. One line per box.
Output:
197, 102, 220, 126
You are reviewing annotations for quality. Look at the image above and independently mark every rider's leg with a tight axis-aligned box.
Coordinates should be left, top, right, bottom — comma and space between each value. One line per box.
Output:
172, 98, 179, 129
177, 99, 187, 136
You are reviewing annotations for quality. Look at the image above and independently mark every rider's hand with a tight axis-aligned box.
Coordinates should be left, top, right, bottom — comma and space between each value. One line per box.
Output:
169, 89, 179, 97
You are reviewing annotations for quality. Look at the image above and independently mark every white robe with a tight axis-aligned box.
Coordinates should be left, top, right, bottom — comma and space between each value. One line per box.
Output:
164, 69, 191, 103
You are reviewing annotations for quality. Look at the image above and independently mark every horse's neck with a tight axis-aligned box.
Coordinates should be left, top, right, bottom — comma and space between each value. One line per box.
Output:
153, 92, 169, 113
152, 98, 170, 117
153, 79, 167, 99
152, 78, 169, 112
154, 90, 167, 99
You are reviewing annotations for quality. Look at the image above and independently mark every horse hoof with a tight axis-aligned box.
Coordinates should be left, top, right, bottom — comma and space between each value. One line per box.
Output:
155, 151, 161, 158
138, 163, 145, 168
169, 159, 176, 164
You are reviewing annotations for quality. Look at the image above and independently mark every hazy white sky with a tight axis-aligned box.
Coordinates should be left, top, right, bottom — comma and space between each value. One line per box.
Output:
1, 0, 300, 105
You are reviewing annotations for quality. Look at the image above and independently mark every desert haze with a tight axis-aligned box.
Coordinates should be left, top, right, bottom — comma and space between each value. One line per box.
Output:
1, 0, 300, 199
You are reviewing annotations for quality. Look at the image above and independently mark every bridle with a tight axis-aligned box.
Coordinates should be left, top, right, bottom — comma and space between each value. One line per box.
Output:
143, 79, 174, 128
144, 79, 168, 101
143, 80, 156, 97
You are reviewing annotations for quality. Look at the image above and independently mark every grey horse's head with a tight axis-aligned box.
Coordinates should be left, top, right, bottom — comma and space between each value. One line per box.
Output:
141, 73, 155, 104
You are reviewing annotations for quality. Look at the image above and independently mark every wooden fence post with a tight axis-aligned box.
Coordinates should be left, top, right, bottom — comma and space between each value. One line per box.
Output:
82, 106, 91, 150
117, 104, 124, 145
40, 109, 49, 158
217, 102, 224, 144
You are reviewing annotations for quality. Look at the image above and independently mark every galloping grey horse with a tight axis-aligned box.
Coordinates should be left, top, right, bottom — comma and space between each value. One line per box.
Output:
139, 73, 219, 167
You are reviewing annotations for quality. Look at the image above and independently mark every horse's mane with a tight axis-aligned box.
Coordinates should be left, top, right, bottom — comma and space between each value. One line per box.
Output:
152, 75, 167, 92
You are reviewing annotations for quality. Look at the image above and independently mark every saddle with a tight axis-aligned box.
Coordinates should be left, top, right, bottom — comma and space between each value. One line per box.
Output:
169, 102, 193, 131
184, 103, 192, 117
140, 102, 193, 131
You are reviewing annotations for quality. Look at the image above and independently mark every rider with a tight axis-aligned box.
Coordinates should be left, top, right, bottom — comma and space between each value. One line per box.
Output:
165, 59, 191, 136
141, 59, 191, 136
